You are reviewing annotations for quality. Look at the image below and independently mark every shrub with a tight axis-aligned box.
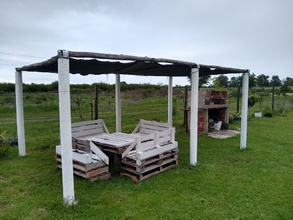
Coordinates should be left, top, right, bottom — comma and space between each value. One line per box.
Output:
264, 112, 273, 117
263, 106, 273, 117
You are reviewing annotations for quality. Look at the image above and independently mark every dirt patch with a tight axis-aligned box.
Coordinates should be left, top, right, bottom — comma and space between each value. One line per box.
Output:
207, 130, 240, 139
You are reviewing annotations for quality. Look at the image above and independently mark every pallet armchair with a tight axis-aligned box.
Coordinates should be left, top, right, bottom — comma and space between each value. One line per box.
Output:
56, 119, 111, 181
121, 119, 178, 182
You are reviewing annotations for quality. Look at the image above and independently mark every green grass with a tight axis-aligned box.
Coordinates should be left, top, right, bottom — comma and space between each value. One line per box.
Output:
0, 92, 293, 219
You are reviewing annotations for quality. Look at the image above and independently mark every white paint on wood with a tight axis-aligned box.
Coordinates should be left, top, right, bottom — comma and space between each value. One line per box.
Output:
136, 133, 155, 154
171, 127, 175, 142
137, 142, 178, 164
240, 72, 249, 149
58, 55, 75, 205
71, 119, 109, 138
56, 145, 92, 164
121, 139, 137, 158
132, 119, 171, 135
15, 70, 26, 156
115, 73, 121, 132
90, 141, 109, 165
190, 68, 199, 165
123, 128, 176, 163
168, 76, 173, 126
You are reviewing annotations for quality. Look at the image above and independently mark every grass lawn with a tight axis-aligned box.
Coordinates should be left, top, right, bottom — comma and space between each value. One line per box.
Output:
0, 94, 293, 219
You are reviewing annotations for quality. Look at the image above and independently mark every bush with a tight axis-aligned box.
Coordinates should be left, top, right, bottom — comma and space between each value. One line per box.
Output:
263, 106, 273, 117
264, 112, 273, 117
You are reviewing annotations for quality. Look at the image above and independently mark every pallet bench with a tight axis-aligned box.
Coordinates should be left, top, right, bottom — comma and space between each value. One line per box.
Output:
121, 124, 178, 183
56, 119, 111, 181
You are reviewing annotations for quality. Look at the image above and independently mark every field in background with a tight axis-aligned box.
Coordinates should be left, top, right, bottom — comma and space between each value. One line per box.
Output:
0, 88, 293, 219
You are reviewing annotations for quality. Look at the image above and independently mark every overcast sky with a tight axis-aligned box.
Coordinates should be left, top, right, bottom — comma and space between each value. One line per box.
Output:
0, 0, 292, 86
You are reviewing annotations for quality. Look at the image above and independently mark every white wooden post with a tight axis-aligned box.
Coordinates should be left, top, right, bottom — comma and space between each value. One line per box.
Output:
190, 68, 199, 165
240, 71, 249, 149
115, 73, 121, 132
15, 70, 26, 156
168, 76, 173, 126
58, 50, 75, 205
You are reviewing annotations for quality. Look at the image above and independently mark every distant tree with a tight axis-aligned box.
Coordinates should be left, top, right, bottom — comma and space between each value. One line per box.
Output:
230, 73, 255, 88
213, 74, 229, 87
0, 83, 15, 93
279, 84, 292, 95
249, 73, 257, 87
284, 77, 293, 86
50, 81, 59, 91
229, 76, 240, 87
256, 74, 270, 87
270, 75, 282, 87
199, 75, 211, 88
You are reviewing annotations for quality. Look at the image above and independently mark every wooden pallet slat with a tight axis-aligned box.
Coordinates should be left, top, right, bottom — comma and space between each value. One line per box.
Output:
121, 147, 178, 183
121, 159, 177, 183
122, 154, 177, 173
56, 155, 110, 181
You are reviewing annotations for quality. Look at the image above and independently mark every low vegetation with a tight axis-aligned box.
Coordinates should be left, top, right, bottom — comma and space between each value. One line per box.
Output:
0, 85, 292, 219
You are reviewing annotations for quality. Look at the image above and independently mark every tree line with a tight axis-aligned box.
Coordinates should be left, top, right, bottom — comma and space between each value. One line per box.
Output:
210, 74, 293, 88
0, 74, 292, 94
0, 81, 167, 94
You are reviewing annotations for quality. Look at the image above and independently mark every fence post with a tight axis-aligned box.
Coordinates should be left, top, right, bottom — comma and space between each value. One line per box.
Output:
272, 87, 275, 111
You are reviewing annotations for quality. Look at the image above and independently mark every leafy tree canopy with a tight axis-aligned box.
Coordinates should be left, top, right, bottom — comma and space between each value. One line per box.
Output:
270, 75, 282, 87
256, 74, 270, 87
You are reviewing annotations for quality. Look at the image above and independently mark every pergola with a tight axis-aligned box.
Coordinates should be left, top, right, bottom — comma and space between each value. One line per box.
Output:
15, 50, 249, 205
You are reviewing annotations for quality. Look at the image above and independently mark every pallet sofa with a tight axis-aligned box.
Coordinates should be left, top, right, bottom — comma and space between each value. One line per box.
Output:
56, 119, 111, 181
121, 119, 178, 183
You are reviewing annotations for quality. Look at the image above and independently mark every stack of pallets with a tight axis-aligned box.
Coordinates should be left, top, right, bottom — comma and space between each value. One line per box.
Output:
121, 126, 178, 183
56, 138, 110, 181
121, 148, 178, 183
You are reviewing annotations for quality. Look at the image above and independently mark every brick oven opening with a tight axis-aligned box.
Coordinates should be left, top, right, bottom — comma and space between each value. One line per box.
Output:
185, 90, 229, 134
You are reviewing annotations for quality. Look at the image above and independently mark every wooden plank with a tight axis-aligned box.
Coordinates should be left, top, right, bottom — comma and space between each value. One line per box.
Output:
90, 141, 109, 165
71, 119, 109, 139
90, 134, 133, 148
121, 159, 178, 183
156, 129, 172, 145
137, 133, 155, 142
137, 142, 178, 163
72, 127, 104, 138
56, 156, 106, 172
137, 140, 155, 153
132, 119, 171, 135
66, 166, 108, 179
140, 120, 170, 132
56, 145, 92, 164
122, 156, 177, 173
122, 148, 178, 167
75, 142, 90, 153
111, 132, 137, 141
86, 166, 109, 178
121, 139, 137, 159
